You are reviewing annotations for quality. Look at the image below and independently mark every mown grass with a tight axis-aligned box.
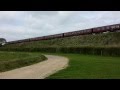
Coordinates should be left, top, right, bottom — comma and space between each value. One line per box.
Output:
46, 53, 120, 79
0, 51, 47, 72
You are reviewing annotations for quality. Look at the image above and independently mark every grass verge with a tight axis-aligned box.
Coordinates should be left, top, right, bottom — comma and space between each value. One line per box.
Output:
0, 51, 47, 72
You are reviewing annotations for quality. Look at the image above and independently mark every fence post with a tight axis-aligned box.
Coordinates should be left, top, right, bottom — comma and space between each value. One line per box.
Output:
101, 50, 102, 56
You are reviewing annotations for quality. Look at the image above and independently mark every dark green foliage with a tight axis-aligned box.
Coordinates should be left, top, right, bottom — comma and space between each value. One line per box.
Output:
0, 47, 120, 56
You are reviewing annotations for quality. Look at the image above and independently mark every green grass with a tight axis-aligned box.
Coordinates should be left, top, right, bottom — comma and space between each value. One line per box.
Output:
1, 32, 120, 57
0, 51, 47, 72
46, 53, 120, 79
1, 51, 120, 79
0, 32, 120, 78
3, 32, 120, 48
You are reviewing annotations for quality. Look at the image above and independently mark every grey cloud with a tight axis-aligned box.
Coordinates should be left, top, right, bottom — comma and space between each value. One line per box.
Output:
0, 11, 120, 41
26, 11, 59, 18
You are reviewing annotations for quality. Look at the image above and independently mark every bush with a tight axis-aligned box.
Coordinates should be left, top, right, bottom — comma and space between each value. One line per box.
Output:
0, 46, 120, 57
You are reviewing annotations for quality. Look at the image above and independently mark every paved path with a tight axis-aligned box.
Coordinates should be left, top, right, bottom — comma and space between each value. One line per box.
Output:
0, 55, 69, 79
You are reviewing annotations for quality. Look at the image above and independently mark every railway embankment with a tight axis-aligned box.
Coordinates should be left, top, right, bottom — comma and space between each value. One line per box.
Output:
0, 32, 120, 56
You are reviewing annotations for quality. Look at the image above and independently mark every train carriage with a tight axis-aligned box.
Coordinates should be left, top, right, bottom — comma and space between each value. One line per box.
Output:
93, 27, 102, 33
116, 24, 120, 32
64, 32, 73, 37
110, 25, 116, 32
6, 23, 120, 45
76, 30, 84, 35
53, 33, 63, 38
93, 26, 108, 33
109, 24, 120, 32
83, 29, 93, 34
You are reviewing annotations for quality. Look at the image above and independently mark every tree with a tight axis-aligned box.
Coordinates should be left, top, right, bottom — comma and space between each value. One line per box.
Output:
0, 38, 6, 46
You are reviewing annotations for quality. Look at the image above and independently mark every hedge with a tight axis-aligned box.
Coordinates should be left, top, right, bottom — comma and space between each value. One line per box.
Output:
0, 46, 120, 57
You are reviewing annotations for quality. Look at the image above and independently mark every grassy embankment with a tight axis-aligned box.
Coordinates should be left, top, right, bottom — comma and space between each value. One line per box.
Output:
3, 32, 120, 48
1, 32, 120, 56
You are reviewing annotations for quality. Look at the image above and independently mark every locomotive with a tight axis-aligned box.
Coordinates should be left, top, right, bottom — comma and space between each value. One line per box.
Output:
7, 23, 120, 44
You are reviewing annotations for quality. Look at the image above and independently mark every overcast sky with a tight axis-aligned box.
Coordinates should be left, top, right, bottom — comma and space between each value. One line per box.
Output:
0, 11, 120, 41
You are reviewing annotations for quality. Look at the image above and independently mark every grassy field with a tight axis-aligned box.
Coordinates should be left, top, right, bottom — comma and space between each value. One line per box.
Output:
0, 51, 120, 79
46, 53, 120, 79
0, 32, 120, 78
0, 51, 47, 72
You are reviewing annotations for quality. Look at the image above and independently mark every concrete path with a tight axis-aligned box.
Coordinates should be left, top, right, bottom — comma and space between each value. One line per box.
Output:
0, 55, 69, 79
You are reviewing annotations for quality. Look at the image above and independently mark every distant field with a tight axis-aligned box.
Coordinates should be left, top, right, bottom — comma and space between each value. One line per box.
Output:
46, 53, 120, 79
0, 52, 47, 72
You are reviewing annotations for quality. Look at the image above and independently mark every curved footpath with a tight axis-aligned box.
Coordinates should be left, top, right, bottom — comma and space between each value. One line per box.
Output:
0, 55, 69, 79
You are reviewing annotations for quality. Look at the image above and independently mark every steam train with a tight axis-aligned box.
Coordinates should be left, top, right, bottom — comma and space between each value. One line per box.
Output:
7, 23, 120, 44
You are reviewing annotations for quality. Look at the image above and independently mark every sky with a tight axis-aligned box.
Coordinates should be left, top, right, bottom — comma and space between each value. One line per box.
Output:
0, 11, 120, 41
